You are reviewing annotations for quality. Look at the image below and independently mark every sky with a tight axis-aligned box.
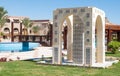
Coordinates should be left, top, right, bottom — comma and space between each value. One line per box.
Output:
0, 0, 120, 24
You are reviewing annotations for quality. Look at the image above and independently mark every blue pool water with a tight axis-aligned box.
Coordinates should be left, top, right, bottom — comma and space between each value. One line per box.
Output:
0, 42, 40, 52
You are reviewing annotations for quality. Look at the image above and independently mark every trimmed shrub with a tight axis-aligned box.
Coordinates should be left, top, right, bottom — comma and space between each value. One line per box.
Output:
108, 41, 120, 54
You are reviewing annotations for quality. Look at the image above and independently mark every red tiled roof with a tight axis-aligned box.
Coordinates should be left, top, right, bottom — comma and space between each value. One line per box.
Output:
105, 23, 120, 30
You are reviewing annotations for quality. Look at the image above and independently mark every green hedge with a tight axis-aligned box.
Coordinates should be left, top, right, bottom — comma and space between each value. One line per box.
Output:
108, 41, 120, 54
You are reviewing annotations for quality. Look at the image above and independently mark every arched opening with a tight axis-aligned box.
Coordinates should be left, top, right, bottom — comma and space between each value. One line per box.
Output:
29, 30, 32, 34
13, 28, 19, 41
95, 15, 103, 63
4, 28, 10, 39
62, 21, 68, 50
13, 28, 19, 35
63, 25, 68, 49
4, 28, 10, 32
60, 15, 73, 62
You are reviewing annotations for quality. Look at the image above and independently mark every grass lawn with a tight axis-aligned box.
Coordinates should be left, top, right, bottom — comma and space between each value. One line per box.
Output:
106, 51, 120, 57
0, 61, 120, 76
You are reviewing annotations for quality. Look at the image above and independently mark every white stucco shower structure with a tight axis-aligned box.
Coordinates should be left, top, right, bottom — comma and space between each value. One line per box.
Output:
52, 7, 105, 66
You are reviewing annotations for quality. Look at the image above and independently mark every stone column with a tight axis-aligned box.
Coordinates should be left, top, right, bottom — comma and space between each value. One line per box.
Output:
40, 36, 42, 42
117, 32, 120, 41
19, 23, 22, 42
11, 22, 14, 42
108, 29, 112, 44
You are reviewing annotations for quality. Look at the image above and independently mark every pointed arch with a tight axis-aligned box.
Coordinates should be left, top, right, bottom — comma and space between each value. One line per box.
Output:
95, 15, 104, 63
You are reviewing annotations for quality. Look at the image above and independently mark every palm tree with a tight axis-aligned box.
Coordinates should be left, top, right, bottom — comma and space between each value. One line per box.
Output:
32, 26, 40, 35
22, 18, 32, 35
0, 7, 8, 40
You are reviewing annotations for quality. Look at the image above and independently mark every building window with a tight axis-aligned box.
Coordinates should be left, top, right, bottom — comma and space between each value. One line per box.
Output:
86, 13, 90, 18
86, 21, 90, 26
54, 47, 58, 51
66, 10, 70, 13
14, 28, 19, 32
86, 39, 90, 42
30, 30, 32, 34
86, 31, 90, 34
73, 9, 77, 13
13, 19, 19, 23
54, 31, 58, 35
6, 19, 10, 23
81, 8, 85, 12
4, 28, 10, 32
55, 22, 58, 27
54, 38, 57, 42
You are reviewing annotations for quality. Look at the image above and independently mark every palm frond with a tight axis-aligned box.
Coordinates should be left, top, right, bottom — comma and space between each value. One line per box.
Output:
22, 18, 33, 28
32, 26, 40, 34
0, 7, 8, 28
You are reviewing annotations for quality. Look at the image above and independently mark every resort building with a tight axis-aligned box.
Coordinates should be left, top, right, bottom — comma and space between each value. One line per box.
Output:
30, 20, 51, 35
1, 16, 28, 41
1, 16, 52, 46
105, 18, 120, 44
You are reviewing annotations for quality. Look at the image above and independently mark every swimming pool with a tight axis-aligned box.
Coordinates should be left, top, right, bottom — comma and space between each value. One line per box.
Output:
0, 42, 40, 52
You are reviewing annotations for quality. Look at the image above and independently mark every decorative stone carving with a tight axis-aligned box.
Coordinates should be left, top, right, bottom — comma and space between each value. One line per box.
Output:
53, 7, 105, 66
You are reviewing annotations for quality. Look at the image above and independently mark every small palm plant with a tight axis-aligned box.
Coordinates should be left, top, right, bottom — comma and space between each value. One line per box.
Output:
32, 25, 40, 35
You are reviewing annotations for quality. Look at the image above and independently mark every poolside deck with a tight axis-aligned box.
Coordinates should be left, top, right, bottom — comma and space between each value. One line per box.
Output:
0, 47, 53, 61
